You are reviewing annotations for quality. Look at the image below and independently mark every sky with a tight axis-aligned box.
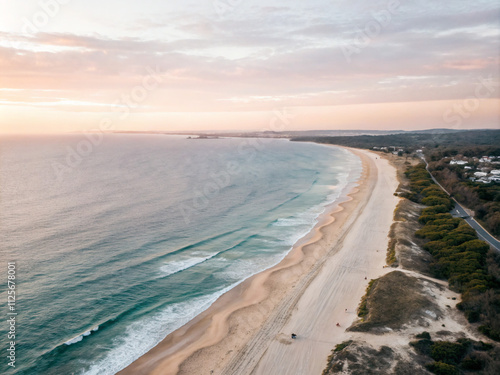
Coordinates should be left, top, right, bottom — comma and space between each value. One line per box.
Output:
0, 0, 499, 134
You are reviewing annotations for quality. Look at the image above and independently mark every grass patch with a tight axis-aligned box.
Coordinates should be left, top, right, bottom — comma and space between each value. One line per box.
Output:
350, 271, 437, 332
334, 340, 353, 352
386, 223, 398, 266
357, 279, 378, 319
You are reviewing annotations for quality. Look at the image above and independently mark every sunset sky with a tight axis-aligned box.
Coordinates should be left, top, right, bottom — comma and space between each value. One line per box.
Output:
0, 0, 499, 134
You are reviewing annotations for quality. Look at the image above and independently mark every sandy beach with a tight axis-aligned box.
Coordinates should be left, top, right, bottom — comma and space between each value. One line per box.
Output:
118, 147, 399, 375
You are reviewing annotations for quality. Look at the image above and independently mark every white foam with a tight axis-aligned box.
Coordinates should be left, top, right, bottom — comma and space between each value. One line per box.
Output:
272, 216, 310, 227
219, 254, 286, 282
64, 326, 99, 346
159, 256, 212, 277
65, 336, 83, 346
81, 285, 239, 375
271, 205, 325, 247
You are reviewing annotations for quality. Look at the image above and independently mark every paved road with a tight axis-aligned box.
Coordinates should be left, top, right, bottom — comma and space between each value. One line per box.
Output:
419, 154, 500, 252
451, 201, 500, 251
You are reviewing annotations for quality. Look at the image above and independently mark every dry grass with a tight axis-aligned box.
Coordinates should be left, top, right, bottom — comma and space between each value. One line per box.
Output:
383, 156, 433, 273
389, 196, 434, 275
322, 340, 430, 375
386, 223, 398, 267
349, 271, 441, 333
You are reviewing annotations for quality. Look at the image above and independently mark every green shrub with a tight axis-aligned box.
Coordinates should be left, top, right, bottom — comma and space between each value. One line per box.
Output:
472, 341, 493, 351
422, 205, 450, 214
410, 339, 433, 356
467, 310, 481, 323
430, 341, 467, 365
461, 354, 484, 370
479, 325, 500, 341
416, 331, 431, 340
422, 196, 453, 210
422, 186, 449, 198
426, 361, 459, 375
357, 279, 377, 318
458, 240, 490, 256
334, 340, 352, 352
424, 241, 449, 254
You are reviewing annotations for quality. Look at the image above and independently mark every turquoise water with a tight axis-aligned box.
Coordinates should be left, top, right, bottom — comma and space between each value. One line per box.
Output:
0, 135, 361, 375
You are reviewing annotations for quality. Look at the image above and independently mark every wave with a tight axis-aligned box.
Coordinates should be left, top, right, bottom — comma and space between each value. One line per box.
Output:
268, 171, 355, 249
216, 253, 286, 282
64, 326, 99, 346
268, 192, 303, 212
145, 228, 242, 258
81, 284, 241, 375
45, 229, 245, 300
159, 256, 213, 277
157, 234, 263, 278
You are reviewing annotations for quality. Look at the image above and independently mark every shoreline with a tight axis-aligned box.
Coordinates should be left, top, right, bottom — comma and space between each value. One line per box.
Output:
118, 147, 397, 375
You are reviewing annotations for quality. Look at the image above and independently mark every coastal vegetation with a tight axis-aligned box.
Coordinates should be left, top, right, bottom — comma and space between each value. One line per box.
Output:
349, 271, 437, 332
322, 340, 410, 375
357, 279, 377, 319
386, 231, 398, 267
403, 164, 500, 342
410, 333, 498, 374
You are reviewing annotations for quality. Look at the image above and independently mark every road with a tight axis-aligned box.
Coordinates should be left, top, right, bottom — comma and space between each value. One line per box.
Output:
451, 202, 500, 251
419, 154, 500, 252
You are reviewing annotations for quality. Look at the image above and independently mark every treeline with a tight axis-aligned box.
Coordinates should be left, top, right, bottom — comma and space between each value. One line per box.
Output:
291, 129, 500, 151
428, 146, 500, 161
403, 164, 500, 341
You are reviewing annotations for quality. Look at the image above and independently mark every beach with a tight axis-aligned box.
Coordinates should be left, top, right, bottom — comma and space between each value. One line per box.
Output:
118, 147, 399, 375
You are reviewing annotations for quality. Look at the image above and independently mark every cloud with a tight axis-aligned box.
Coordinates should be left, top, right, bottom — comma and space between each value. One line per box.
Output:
0, 0, 498, 123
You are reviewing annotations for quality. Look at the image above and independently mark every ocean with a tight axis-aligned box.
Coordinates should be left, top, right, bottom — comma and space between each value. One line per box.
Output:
0, 134, 361, 375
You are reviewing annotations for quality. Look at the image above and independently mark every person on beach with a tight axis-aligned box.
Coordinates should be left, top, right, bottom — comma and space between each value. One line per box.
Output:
291, 333, 297, 339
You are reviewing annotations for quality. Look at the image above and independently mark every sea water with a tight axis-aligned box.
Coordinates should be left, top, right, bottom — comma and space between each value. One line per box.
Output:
0, 135, 361, 375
